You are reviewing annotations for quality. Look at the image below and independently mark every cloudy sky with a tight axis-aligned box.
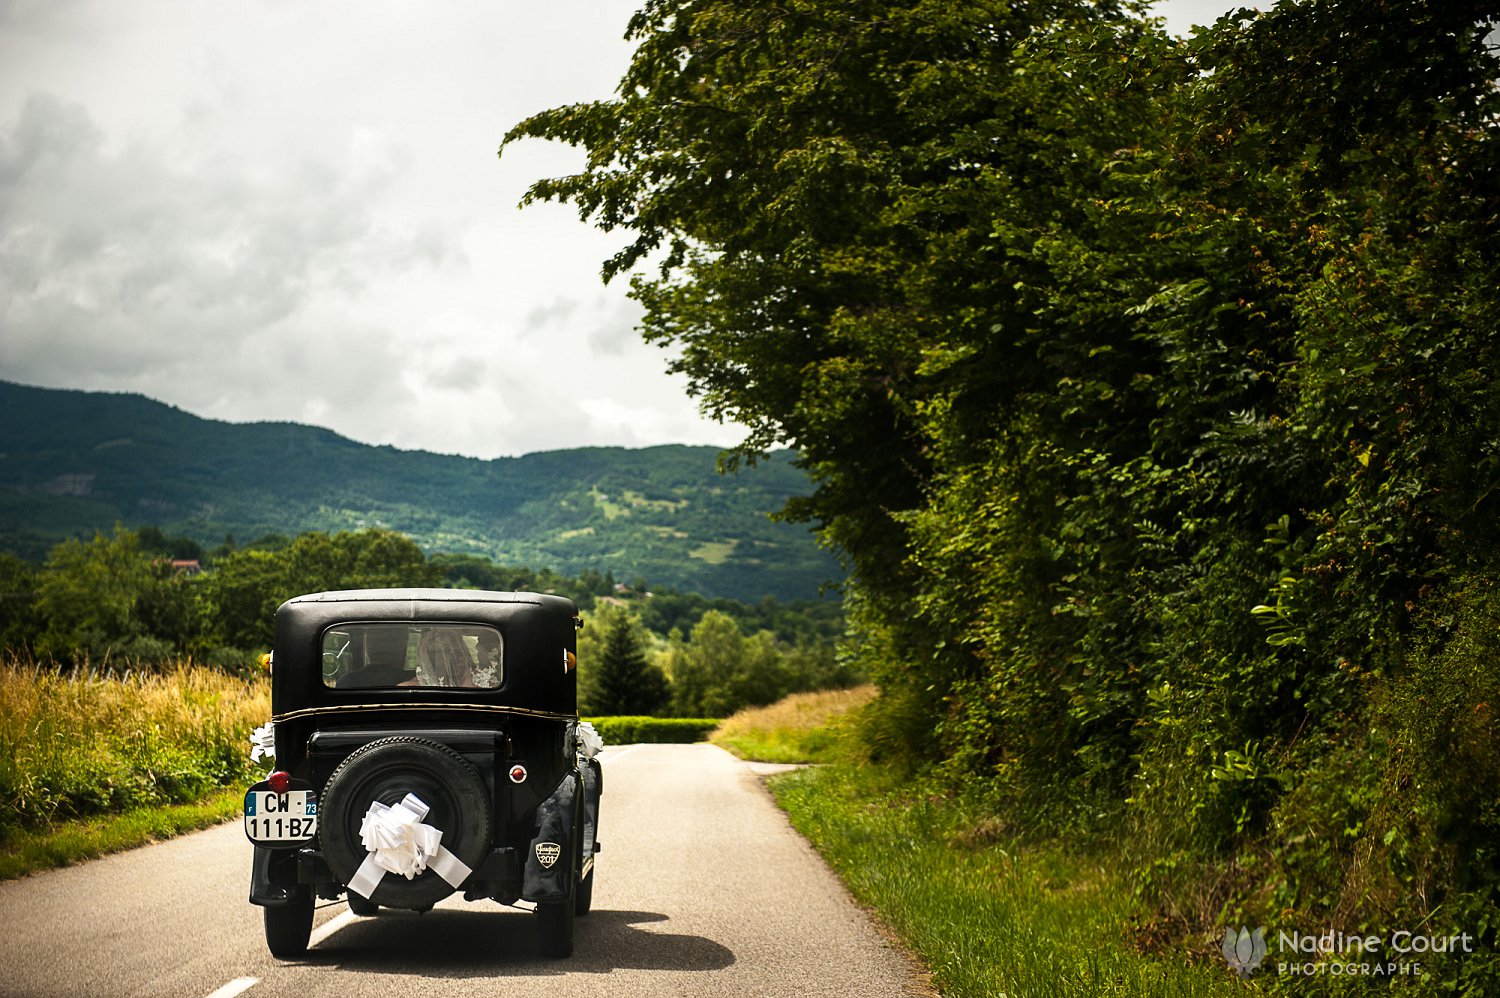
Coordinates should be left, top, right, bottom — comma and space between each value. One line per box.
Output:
1, 0, 1257, 460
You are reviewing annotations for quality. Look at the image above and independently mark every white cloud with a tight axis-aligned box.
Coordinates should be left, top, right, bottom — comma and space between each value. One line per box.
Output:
2, 1, 1255, 461
1148, 0, 1268, 35
0, 89, 454, 401
0, 0, 741, 459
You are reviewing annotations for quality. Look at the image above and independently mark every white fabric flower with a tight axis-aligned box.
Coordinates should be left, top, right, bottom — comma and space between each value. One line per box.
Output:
359, 796, 443, 879
346, 793, 473, 899
249, 721, 276, 763
576, 721, 604, 760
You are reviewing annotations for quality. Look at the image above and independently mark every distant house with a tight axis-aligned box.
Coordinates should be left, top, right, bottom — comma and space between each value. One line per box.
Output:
169, 559, 203, 575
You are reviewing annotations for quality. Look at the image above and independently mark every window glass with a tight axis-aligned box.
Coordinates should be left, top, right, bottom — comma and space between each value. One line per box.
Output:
321, 622, 502, 689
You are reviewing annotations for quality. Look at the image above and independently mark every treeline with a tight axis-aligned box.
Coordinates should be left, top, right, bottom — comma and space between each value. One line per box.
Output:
577, 602, 858, 717
505, 0, 1500, 989
0, 525, 852, 717
0, 527, 438, 666
428, 553, 858, 716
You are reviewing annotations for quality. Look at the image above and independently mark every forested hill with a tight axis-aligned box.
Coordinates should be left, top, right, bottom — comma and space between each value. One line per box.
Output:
0, 380, 838, 601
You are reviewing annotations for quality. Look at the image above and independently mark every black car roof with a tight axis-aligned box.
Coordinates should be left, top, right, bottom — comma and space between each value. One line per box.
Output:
272, 589, 580, 719
282, 588, 548, 606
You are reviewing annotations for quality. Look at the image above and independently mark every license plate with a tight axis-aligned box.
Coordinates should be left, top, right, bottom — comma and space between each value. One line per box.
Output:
243, 790, 318, 844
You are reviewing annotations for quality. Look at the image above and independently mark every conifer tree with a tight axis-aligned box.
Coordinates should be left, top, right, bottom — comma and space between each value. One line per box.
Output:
587, 606, 670, 716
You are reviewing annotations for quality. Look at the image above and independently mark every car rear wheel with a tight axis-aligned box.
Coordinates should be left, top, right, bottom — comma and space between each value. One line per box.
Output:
264, 896, 314, 957
574, 865, 594, 916
319, 736, 491, 911
537, 888, 575, 958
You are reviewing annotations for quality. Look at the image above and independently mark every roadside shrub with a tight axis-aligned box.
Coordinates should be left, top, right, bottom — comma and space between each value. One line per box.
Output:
1252, 578, 1500, 993
584, 716, 719, 745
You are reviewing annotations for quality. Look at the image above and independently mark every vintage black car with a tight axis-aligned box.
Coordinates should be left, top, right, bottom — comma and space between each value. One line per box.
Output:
246, 589, 602, 959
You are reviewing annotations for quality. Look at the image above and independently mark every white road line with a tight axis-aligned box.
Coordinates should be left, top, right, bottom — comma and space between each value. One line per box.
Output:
308, 909, 360, 949
603, 745, 641, 763
203, 906, 355, 998
204, 977, 258, 998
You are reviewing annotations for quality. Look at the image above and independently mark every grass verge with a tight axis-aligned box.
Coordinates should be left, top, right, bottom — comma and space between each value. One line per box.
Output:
0, 787, 243, 880
770, 764, 1243, 997
711, 690, 1245, 996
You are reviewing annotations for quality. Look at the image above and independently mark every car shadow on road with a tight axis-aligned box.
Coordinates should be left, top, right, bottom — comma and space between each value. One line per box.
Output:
299, 905, 736, 978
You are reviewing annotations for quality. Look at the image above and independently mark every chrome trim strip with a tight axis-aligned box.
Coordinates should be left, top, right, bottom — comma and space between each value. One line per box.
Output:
273, 703, 577, 723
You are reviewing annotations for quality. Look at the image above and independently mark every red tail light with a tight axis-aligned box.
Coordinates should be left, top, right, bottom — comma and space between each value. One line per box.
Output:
267, 770, 292, 794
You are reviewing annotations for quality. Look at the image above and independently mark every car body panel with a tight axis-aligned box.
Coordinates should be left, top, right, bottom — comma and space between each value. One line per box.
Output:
247, 588, 599, 957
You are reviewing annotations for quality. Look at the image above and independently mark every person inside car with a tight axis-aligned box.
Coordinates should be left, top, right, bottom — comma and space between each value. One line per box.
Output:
401, 628, 478, 688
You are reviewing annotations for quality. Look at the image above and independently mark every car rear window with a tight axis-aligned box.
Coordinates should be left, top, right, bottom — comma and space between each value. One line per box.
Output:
321, 622, 503, 690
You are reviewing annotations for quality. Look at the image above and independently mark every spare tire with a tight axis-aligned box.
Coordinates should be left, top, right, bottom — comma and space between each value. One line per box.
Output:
319, 736, 491, 910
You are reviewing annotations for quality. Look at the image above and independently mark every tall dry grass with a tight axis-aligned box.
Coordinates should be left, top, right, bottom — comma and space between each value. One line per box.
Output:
710, 685, 876, 763
0, 655, 270, 836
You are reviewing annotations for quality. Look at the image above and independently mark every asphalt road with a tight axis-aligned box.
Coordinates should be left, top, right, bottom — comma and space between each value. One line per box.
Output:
0, 743, 931, 998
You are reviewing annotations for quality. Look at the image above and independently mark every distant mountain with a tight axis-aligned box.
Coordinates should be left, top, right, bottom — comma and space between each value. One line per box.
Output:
0, 381, 840, 601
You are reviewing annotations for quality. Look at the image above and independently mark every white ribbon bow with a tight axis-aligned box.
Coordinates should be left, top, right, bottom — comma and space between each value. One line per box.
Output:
346, 793, 473, 900
576, 721, 604, 760
249, 722, 276, 763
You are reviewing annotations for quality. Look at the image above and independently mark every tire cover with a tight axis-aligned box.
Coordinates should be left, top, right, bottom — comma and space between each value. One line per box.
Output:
320, 736, 491, 909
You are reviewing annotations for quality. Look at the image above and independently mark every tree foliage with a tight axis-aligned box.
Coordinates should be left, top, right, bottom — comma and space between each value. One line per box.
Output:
505, 0, 1500, 981
5, 527, 439, 663
661, 609, 840, 716
199, 529, 439, 649
31, 527, 198, 663
0, 553, 41, 653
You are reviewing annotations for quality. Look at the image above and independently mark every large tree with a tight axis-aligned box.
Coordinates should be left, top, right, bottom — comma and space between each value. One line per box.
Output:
502, 0, 1174, 761
503, 0, 1145, 587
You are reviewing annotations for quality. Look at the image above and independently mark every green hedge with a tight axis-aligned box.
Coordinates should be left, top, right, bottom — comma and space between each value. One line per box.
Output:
584, 716, 720, 745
